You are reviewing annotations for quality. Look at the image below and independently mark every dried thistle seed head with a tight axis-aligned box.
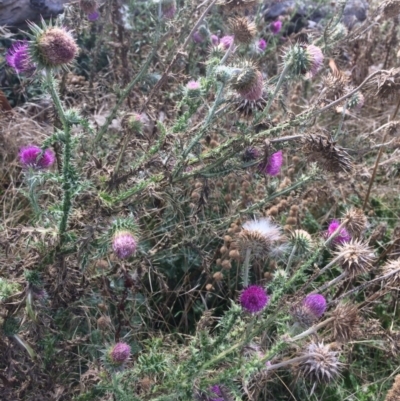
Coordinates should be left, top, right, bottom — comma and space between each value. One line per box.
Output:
343, 207, 367, 237
380, 0, 400, 20
322, 72, 348, 101
217, 0, 259, 10
236, 217, 283, 258
381, 259, 400, 287
334, 239, 375, 278
330, 303, 360, 341
385, 374, 400, 401
302, 134, 352, 173
229, 17, 256, 45
298, 342, 342, 383
371, 68, 400, 100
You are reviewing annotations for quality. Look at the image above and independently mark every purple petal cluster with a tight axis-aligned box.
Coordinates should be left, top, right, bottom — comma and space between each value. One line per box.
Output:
258, 38, 267, 51
112, 231, 137, 259
88, 11, 100, 21
192, 31, 204, 44
326, 219, 351, 245
19, 146, 55, 170
6, 41, 35, 74
219, 35, 234, 50
109, 342, 131, 365
270, 20, 282, 35
210, 34, 219, 46
208, 385, 224, 401
237, 71, 264, 101
303, 294, 326, 318
263, 150, 283, 176
239, 285, 269, 313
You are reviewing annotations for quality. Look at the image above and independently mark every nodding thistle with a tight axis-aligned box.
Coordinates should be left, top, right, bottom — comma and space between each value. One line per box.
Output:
27, 19, 78, 70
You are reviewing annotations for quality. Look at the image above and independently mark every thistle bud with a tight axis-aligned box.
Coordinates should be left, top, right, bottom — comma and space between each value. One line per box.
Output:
347, 91, 364, 111
186, 80, 201, 98
108, 342, 131, 366
270, 20, 282, 34
284, 44, 324, 78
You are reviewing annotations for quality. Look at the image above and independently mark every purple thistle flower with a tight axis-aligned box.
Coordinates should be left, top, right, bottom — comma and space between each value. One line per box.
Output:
239, 285, 269, 313
19, 146, 55, 170
219, 35, 234, 50
306, 45, 324, 77
326, 219, 351, 245
270, 20, 282, 35
303, 294, 326, 318
210, 34, 219, 46
109, 342, 131, 365
87, 11, 100, 21
112, 231, 137, 259
262, 150, 283, 176
208, 385, 224, 401
6, 41, 35, 74
192, 31, 204, 44
258, 38, 267, 51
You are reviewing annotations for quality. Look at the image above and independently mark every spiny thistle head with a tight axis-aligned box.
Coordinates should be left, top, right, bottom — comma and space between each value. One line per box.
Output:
343, 207, 368, 237
6, 41, 35, 74
230, 62, 264, 101
270, 20, 282, 34
27, 20, 78, 70
291, 294, 327, 327
347, 91, 364, 111
298, 342, 342, 383
283, 44, 324, 78
107, 342, 131, 367
381, 259, 400, 287
237, 217, 283, 258
330, 303, 360, 341
260, 150, 283, 176
79, 0, 97, 14
370, 68, 400, 100
302, 134, 352, 173
219, 35, 235, 51
186, 80, 202, 98
24, 270, 41, 286
125, 113, 145, 133
19, 145, 55, 170
326, 219, 351, 245
229, 17, 256, 45
112, 231, 137, 259
217, 0, 259, 11
290, 229, 313, 251
334, 239, 376, 278
385, 374, 400, 401
323, 62, 349, 101
239, 285, 269, 313
380, 0, 400, 20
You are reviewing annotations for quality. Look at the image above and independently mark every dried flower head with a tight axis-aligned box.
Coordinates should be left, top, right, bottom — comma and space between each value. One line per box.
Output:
380, 0, 400, 20
260, 150, 283, 176
229, 17, 256, 44
108, 342, 131, 366
112, 231, 137, 259
323, 60, 349, 101
334, 239, 375, 278
343, 207, 367, 237
270, 20, 282, 34
6, 41, 35, 74
291, 294, 326, 327
19, 146, 55, 170
326, 219, 351, 245
237, 217, 283, 258
330, 303, 360, 341
79, 0, 97, 14
381, 259, 400, 287
303, 134, 352, 173
239, 285, 269, 313
217, 0, 259, 10
371, 68, 400, 100
385, 374, 400, 401
298, 342, 342, 383
28, 20, 78, 69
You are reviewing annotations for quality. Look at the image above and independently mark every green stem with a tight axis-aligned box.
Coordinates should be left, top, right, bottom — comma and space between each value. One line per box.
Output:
242, 248, 251, 287
286, 244, 297, 273
263, 63, 290, 117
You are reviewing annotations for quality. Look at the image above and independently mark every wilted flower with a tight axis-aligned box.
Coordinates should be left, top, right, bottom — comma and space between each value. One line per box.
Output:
229, 17, 256, 44
237, 217, 283, 258
19, 146, 55, 170
381, 258, 400, 287
108, 342, 131, 366
270, 20, 282, 34
298, 342, 342, 383
112, 231, 137, 259
261, 150, 283, 176
326, 219, 351, 245
240, 285, 269, 313
330, 302, 360, 341
343, 207, 367, 237
28, 21, 78, 69
6, 41, 35, 74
